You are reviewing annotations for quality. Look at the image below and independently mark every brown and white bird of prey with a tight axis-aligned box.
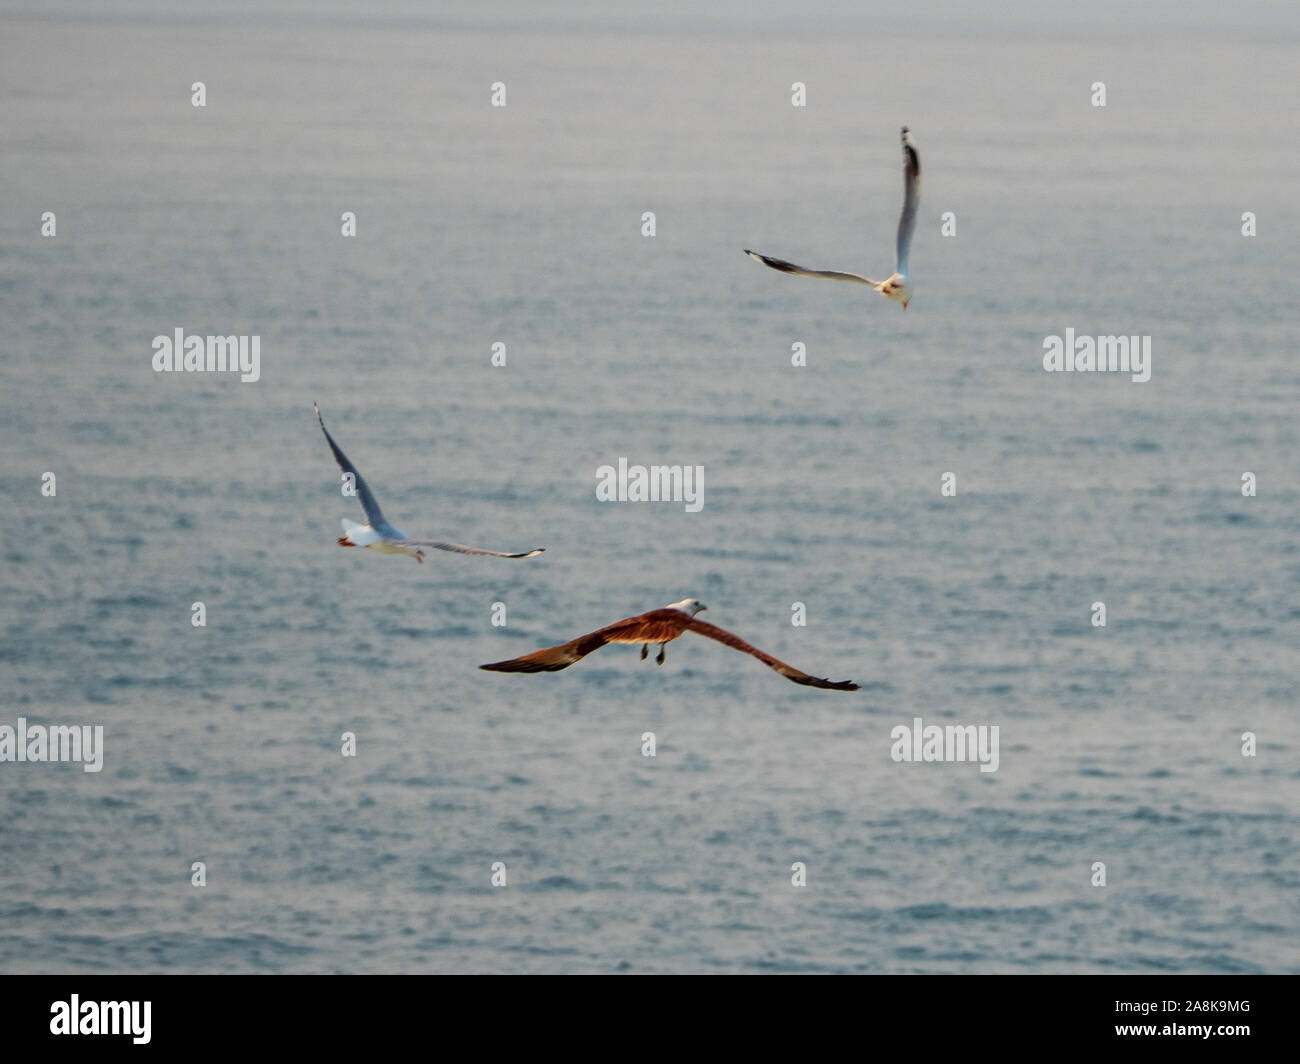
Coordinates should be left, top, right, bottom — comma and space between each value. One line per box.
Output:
745, 126, 920, 309
314, 403, 544, 563
480, 598, 859, 691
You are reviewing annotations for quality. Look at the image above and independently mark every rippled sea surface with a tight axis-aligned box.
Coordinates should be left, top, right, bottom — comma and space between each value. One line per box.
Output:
2, 2, 1298, 973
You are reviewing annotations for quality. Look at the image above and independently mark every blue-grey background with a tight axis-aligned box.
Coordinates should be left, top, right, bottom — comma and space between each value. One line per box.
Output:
1, 1, 1297, 973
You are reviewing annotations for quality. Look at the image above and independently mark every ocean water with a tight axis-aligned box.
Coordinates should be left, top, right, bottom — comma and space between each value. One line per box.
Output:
1, 2, 1298, 973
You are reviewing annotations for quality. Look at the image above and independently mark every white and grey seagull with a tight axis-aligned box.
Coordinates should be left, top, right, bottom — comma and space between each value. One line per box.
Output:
314, 402, 544, 563
745, 126, 920, 309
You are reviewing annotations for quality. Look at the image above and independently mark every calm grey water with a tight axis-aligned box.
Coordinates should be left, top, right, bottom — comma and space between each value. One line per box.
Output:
2, 3, 1298, 973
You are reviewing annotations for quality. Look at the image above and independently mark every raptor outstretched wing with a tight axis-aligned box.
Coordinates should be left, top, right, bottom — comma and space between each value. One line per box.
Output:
480, 609, 690, 673
685, 617, 860, 691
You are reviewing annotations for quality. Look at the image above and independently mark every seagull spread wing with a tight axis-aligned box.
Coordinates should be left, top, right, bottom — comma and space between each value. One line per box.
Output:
744, 250, 879, 286
895, 126, 921, 276
315, 403, 394, 534
684, 617, 860, 691
403, 540, 544, 559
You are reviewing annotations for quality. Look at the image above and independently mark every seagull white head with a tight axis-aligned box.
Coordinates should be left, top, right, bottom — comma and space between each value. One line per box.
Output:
876, 275, 911, 310
666, 598, 707, 617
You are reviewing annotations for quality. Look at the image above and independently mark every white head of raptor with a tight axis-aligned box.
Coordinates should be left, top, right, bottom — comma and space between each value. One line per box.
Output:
665, 598, 707, 617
